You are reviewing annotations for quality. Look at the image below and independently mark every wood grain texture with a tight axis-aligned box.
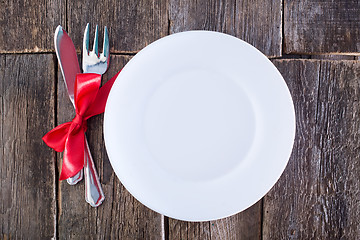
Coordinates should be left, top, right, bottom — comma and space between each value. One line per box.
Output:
169, 200, 262, 239
169, 0, 282, 57
264, 60, 360, 239
169, 220, 211, 240
67, 0, 168, 53
0, 54, 56, 239
57, 55, 163, 239
0, 0, 65, 52
210, 201, 262, 240
284, 1, 360, 54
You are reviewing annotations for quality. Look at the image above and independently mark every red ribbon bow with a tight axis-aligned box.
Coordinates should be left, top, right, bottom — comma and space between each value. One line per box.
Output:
43, 72, 119, 180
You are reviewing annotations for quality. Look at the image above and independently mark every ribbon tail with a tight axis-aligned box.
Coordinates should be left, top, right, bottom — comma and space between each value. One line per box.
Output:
84, 71, 120, 118
59, 128, 86, 180
42, 122, 72, 152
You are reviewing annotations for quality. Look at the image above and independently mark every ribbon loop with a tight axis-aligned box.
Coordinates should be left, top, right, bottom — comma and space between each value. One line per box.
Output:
42, 71, 119, 180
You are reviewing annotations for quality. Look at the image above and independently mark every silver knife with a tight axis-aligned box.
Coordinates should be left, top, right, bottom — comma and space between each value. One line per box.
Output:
54, 26, 105, 207
54, 25, 83, 185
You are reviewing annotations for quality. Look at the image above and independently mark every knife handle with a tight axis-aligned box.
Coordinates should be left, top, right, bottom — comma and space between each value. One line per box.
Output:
84, 139, 105, 207
66, 169, 83, 185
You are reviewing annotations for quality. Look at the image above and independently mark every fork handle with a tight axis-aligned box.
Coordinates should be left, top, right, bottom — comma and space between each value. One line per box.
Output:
84, 138, 105, 207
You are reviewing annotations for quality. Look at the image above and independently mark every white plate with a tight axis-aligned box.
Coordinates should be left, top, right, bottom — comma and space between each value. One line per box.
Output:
104, 31, 295, 221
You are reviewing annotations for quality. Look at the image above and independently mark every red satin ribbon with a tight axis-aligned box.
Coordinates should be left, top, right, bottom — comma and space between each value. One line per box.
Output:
43, 72, 119, 180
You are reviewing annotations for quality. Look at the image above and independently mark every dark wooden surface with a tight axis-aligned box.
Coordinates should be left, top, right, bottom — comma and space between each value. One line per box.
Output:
169, 0, 282, 57
0, 55, 56, 239
0, 1, 65, 53
169, 200, 262, 239
285, 0, 360, 54
264, 60, 360, 239
1, 0, 360, 239
67, 0, 169, 53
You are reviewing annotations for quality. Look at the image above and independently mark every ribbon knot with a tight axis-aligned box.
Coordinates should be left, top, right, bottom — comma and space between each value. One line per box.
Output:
72, 113, 87, 130
42, 71, 119, 180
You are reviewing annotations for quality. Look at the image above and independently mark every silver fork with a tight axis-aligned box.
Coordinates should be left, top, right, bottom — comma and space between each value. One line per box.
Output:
82, 23, 109, 207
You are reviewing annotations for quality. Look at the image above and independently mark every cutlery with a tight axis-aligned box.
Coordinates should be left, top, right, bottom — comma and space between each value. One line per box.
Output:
81, 23, 108, 207
54, 25, 105, 207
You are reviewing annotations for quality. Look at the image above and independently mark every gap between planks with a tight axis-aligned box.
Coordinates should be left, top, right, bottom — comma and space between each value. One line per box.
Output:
53, 54, 59, 240
1, 51, 358, 60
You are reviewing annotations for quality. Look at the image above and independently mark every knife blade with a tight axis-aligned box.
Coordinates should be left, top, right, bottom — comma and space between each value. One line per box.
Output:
54, 25, 83, 185
54, 25, 81, 103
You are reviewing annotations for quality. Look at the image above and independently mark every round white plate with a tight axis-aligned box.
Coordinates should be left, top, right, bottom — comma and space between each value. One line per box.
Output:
104, 31, 295, 221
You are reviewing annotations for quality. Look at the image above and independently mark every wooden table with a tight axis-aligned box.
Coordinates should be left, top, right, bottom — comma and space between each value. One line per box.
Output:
1, 0, 359, 239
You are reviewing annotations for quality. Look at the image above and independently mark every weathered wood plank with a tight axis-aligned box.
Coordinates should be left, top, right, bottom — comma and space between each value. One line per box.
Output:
57, 55, 163, 239
169, 220, 211, 240
0, 0, 65, 52
210, 200, 262, 240
284, 1, 360, 54
263, 60, 321, 239
315, 60, 360, 239
169, 201, 262, 239
169, 0, 282, 57
264, 60, 360, 239
0, 54, 56, 239
67, 0, 168, 53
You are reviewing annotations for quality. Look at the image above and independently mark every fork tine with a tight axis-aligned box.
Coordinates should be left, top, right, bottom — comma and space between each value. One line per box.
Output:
92, 25, 99, 57
83, 23, 109, 74
83, 23, 90, 55
102, 26, 109, 58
